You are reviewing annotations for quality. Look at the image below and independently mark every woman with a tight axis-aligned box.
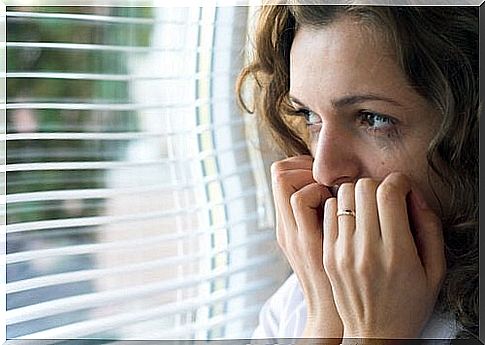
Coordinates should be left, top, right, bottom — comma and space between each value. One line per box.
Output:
237, 4, 478, 341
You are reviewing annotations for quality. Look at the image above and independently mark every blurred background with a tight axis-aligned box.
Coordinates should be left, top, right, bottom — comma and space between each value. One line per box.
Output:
5, 5, 290, 340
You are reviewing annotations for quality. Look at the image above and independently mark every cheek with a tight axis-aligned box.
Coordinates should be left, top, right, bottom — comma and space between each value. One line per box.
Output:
362, 156, 418, 184
369, 163, 392, 181
372, 139, 427, 176
361, 154, 395, 180
372, 157, 444, 215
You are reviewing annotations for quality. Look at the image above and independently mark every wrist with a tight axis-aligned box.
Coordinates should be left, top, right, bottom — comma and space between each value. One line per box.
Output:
303, 314, 343, 339
342, 323, 422, 340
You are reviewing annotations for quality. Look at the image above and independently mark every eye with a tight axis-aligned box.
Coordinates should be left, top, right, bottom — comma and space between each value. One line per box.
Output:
358, 111, 397, 132
295, 108, 321, 126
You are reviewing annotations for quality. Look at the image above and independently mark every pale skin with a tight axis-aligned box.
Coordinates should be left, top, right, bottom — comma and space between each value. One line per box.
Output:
271, 17, 448, 342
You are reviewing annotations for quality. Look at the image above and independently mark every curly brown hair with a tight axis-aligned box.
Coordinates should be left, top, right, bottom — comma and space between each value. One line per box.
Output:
236, 4, 479, 339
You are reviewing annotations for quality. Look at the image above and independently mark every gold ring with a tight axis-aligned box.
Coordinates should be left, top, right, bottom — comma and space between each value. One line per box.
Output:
337, 209, 356, 217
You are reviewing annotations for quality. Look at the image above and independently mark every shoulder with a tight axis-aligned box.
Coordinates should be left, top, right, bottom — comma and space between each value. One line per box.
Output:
251, 273, 306, 338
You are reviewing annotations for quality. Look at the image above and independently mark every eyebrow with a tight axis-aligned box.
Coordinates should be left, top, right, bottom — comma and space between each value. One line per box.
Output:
289, 93, 403, 109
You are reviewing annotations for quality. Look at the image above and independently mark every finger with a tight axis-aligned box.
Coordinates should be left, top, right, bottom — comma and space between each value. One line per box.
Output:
291, 183, 331, 283
272, 169, 314, 232
291, 182, 332, 239
355, 178, 380, 245
337, 182, 356, 240
408, 189, 446, 286
376, 172, 416, 253
270, 155, 314, 174
271, 168, 315, 253
323, 197, 338, 263
271, 169, 314, 194
322, 197, 341, 304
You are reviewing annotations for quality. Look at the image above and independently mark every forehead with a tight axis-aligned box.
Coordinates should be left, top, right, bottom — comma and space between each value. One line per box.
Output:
289, 18, 411, 104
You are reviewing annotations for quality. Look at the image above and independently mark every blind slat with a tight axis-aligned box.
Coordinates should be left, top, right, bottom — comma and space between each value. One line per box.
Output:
7, 11, 157, 24
7, 159, 251, 203
7, 214, 263, 264
8, 184, 195, 203
6, 142, 251, 172
7, 42, 239, 54
6, 118, 246, 141
7, 185, 257, 235
7, 11, 246, 28
6, 97, 226, 111
7, 255, 277, 325
6, 41, 200, 53
7, 164, 254, 206
7, 71, 238, 81
6, 165, 250, 196
16, 280, 272, 340
7, 230, 273, 293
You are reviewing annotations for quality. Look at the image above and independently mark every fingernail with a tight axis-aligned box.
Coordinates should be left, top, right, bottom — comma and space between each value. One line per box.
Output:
413, 190, 429, 210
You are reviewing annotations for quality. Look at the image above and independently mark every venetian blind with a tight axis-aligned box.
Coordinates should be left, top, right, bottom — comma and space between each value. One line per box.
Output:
6, 6, 289, 340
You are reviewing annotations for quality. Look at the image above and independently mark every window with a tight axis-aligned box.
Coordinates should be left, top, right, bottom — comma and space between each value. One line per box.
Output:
6, 6, 290, 340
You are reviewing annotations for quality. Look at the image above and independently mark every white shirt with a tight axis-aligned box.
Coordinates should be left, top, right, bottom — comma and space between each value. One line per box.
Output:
252, 274, 459, 339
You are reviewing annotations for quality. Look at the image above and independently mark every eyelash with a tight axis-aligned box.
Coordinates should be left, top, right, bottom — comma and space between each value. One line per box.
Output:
358, 111, 398, 133
293, 108, 320, 126
293, 108, 399, 137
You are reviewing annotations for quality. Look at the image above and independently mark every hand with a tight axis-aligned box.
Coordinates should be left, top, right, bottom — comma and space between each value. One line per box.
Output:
322, 172, 446, 339
271, 155, 343, 340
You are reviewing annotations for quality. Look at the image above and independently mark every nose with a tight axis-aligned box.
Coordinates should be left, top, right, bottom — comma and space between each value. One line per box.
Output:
312, 124, 361, 187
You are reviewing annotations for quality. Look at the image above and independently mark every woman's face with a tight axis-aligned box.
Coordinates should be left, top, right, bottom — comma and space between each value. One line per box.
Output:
289, 18, 449, 215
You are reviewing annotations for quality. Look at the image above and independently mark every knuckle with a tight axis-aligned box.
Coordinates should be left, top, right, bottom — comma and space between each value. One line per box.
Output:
271, 170, 289, 188
324, 197, 336, 214
355, 177, 378, 195
323, 251, 337, 273
376, 181, 401, 204
323, 248, 336, 269
337, 182, 354, 198
270, 160, 285, 176
270, 163, 284, 179
387, 171, 408, 183
384, 254, 401, 275
356, 256, 375, 278
336, 252, 354, 272
377, 173, 410, 201
289, 191, 305, 209
270, 156, 309, 176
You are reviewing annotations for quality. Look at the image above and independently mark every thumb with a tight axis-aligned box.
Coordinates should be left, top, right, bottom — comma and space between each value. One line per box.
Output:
407, 189, 446, 285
